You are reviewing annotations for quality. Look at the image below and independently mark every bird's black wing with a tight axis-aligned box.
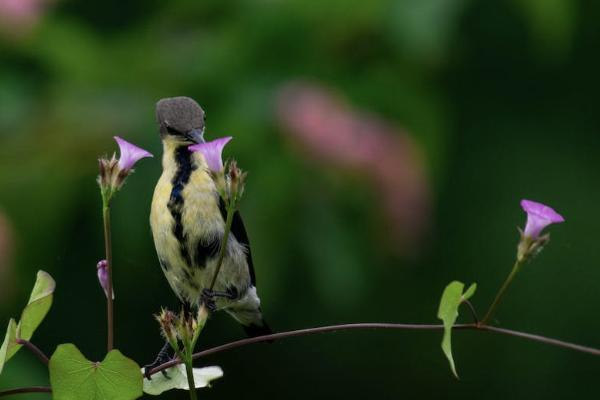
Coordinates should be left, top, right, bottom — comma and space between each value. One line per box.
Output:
218, 198, 256, 285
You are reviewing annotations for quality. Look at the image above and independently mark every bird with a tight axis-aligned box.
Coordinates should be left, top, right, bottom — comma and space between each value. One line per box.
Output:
149, 96, 272, 338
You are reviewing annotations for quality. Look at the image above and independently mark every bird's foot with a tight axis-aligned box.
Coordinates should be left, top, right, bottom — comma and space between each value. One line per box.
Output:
201, 290, 217, 313
201, 288, 237, 313
202, 288, 237, 300
143, 342, 173, 380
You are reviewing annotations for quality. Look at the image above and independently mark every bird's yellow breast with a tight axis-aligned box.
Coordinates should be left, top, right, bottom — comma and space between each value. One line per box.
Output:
150, 140, 225, 300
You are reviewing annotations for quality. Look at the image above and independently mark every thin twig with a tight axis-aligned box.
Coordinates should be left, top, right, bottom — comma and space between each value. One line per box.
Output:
103, 204, 114, 351
147, 322, 600, 376
5, 323, 597, 397
462, 300, 479, 324
184, 357, 198, 400
479, 325, 600, 356
0, 386, 51, 397
482, 259, 522, 324
15, 339, 49, 366
148, 323, 445, 374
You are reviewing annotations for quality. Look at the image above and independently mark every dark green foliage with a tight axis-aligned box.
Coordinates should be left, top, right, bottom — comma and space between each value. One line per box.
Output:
0, 1, 598, 399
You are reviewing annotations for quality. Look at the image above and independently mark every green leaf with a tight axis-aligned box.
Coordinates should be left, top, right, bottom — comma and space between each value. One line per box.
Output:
0, 319, 17, 375
463, 283, 477, 301
437, 280, 477, 379
49, 343, 142, 400
18, 270, 55, 341
0, 270, 55, 375
142, 364, 223, 395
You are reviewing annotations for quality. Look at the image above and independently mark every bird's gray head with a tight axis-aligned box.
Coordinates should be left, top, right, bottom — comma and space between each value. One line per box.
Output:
156, 97, 206, 144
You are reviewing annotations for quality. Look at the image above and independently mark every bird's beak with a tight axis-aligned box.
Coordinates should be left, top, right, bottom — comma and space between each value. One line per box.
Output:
186, 128, 205, 144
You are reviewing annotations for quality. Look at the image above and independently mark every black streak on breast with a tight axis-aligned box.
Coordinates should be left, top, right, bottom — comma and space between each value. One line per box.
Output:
168, 146, 196, 268
195, 239, 220, 269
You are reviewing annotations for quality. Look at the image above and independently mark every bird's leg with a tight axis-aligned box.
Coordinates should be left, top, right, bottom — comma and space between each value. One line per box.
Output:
143, 341, 174, 380
203, 288, 237, 299
200, 291, 217, 313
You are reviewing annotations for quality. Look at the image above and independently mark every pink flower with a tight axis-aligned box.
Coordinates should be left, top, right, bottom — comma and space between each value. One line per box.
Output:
0, 0, 39, 19
114, 136, 153, 171
97, 260, 114, 300
0, 0, 54, 37
188, 137, 233, 173
521, 199, 565, 239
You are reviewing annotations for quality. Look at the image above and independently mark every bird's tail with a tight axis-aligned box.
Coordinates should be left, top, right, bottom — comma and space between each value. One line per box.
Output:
226, 307, 274, 339
242, 318, 273, 338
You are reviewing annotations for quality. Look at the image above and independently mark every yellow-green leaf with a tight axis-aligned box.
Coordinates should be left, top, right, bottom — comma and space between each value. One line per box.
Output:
437, 280, 477, 379
49, 344, 142, 400
0, 271, 55, 375
463, 283, 477, 301
18, 271, 55, 341
0, 319, 17, 375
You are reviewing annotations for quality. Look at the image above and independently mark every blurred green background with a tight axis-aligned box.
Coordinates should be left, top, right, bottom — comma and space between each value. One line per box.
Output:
1, 0, 599, 398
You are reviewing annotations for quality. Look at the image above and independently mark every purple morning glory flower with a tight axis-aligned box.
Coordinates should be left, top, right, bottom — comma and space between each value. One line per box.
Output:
521, 199, 565, 239
97, 259, 114, 300
188, 136, 233, 173
114, 136, 153, 171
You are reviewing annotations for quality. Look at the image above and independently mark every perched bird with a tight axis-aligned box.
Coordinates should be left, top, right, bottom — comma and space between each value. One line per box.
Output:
150, 96, 271, 337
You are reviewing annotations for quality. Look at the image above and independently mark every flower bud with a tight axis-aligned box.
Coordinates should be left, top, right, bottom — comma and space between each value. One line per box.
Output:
227, 160, 247, 202
175, 309, 194, 343
155, 308, 178, 347
96, 260, 114, 300
97, 157, 118, 195
198, 305, 209, 325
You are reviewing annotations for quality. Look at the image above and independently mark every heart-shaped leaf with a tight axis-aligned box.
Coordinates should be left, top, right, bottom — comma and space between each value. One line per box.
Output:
142, 364, 223, 395
437, 281, 477, 379
49, 343, 142, 400
0, 270, 55, 375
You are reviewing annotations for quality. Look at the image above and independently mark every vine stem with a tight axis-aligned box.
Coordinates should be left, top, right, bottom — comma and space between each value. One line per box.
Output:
184, 355, 198, 400
462, 300, 479, 324
15, 339, 49, 366
0, 387, 51, 397
482, 259, 522, 324
147, 321, 600, 376
102, 204, 114, 352
2, 322, 598, 397
477, 325, 600, 355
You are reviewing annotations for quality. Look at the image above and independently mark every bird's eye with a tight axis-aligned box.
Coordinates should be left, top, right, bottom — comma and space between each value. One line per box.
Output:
165, 125, 180, 135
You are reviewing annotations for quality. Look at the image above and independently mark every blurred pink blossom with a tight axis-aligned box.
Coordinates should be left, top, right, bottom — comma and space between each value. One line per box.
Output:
276, 82, 431, 252
0, 0, 54, 37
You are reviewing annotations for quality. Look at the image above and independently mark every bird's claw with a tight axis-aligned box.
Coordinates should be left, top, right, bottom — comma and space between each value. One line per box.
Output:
144, 342, 173, 380
201, 289, 217, 313
143, 362, 172, 380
